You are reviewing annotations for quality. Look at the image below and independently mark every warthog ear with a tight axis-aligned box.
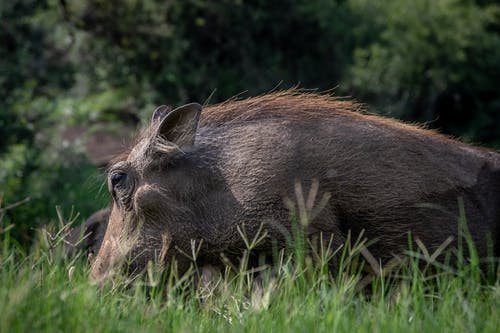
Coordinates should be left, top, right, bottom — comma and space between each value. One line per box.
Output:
151, 105, 173, 122
157, 103, 202, 146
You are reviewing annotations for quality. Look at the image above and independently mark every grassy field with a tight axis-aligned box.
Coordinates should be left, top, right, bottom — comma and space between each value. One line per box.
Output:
1, 211, 499, 333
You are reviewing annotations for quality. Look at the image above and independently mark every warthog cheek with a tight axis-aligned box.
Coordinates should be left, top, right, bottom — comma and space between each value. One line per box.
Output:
134, 185, 163, 214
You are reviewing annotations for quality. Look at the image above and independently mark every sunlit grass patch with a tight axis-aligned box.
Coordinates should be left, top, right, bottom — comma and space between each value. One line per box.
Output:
0, 197, 499, 332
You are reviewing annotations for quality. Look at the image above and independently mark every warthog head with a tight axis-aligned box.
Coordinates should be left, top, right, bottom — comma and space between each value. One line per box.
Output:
91, 103, 234, 281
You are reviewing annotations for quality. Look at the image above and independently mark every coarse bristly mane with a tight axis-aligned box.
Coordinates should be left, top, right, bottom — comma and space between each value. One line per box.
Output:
110, 89, 490, 167
200, 89, 460, 142
200, 89, 362, 126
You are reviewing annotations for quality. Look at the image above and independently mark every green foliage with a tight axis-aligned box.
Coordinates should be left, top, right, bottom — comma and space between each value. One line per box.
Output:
347, 0, 500, 143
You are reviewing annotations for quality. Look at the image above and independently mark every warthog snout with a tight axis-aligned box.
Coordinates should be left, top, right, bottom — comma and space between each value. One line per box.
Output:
90, 236, 118, 283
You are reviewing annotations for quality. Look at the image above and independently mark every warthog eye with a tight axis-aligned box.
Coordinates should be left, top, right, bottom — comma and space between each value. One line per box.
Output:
109, 170, 132, 208
110, 171, 127, 188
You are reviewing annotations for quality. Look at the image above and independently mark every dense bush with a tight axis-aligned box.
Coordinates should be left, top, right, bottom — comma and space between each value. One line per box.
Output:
346, 0, 500, 143
1, 0, 499, 244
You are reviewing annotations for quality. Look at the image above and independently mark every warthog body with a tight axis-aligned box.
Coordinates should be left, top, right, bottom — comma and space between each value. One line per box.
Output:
91, 91, 500, 281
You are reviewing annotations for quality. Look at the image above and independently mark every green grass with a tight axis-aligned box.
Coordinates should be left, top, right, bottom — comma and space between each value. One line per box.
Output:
0, 211, 499, 333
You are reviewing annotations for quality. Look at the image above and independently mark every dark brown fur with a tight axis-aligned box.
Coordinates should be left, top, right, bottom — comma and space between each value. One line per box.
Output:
64, 207, 110, 258
91, 90, 500, 282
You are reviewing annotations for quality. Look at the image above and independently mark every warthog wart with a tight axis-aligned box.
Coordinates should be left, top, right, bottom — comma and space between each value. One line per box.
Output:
91, 91, 500, 282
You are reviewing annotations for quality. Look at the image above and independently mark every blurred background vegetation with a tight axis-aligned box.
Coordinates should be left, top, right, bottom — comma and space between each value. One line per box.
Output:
1, 0, 499, 245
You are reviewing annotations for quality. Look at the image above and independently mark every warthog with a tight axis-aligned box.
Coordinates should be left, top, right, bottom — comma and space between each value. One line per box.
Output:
91, 91, 500, 282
